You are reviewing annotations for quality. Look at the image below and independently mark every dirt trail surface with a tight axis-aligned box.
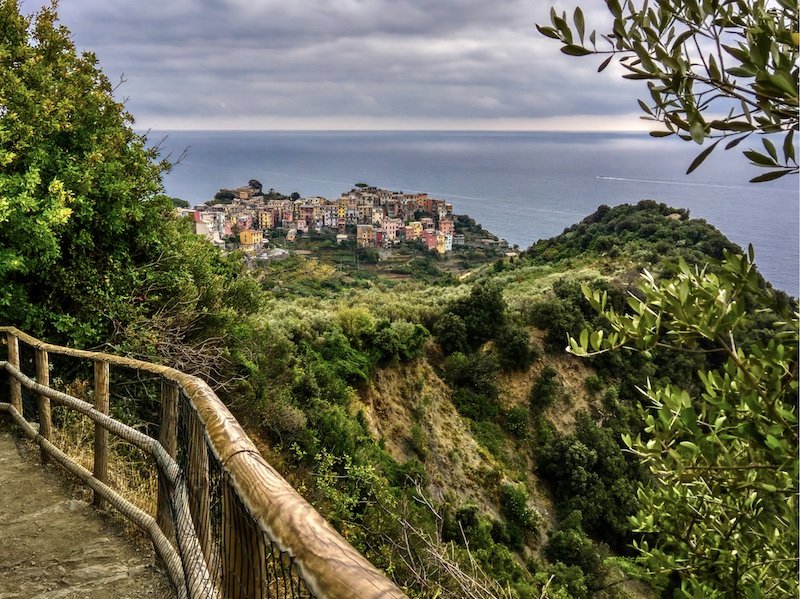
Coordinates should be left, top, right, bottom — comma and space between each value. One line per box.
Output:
0, 425, 174, 599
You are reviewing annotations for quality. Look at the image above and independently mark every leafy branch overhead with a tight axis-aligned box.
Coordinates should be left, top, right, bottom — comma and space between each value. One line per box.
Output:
537, 0, 799, 181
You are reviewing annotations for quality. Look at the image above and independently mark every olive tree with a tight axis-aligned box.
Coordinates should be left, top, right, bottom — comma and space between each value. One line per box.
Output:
538, 0, 798, 181
568, 251, 798, 597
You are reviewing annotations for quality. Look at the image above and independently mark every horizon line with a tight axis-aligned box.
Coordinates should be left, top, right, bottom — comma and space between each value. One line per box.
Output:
138, 127, 655, 133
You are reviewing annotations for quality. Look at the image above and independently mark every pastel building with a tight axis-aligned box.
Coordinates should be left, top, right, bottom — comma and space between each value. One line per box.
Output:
405, 221, 423, 241
239, 229, 263, 252
356, 224, 375, 247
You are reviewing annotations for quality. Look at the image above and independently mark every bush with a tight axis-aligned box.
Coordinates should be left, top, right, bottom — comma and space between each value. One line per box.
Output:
500, 482, 542, 549
373, 320, 429, 363
443, 351, 499, 398
312, 404, 365, 457
450, 281, 507, 347
535, 413, 640, 547
584, 374, 604, 395
530, 366, 562, 410
442, 505, 494, 550
496, 323, 536, 371
544, 511, 603, 583
408, 422, 428, 460
432, 312, 468, 355
503, 406, 530, 438
451, 388, 498, 421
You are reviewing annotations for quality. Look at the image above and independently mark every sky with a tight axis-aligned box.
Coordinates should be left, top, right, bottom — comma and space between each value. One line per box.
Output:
23, 0, 653, 131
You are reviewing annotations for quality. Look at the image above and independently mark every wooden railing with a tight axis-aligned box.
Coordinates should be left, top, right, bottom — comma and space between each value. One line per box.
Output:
0, 327, 407, 599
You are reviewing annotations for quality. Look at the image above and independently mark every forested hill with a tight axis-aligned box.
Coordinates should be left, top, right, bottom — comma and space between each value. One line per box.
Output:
525, 200, 739, 267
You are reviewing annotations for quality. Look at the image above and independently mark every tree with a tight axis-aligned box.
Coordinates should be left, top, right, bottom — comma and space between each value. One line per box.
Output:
451, 282, 507, 348
538, 0, 798, 181
213, 189, 236, 203
0, 2, 164, 341
170, 197, 190, 208
0, 2, 239, 350
568, 251, 798, 597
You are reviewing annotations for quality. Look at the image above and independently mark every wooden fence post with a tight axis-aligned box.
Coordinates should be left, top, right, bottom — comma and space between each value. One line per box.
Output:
157, 380, 178, 540
6, 333, 21, 414
93, 360, 110, 508
35, 349, 52, 463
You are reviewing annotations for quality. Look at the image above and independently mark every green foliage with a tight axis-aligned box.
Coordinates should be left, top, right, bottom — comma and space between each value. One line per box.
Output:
502, 406, 530, 439
432, 312, 468, 355
408, 422, 428, 461
499, 482, 542, 549
0, 2, 255, 351
527, 279, 592, 352
527, 201, 738, 269
443, 351, 499, 399
535, 413, 640, 546
471, 420, 505, 456
450, 281, 507, 348
544, 511, 603, 588
0, 2, 163, 343
529, 365, 563, 410
373, 319, 429, 363
538, 0, 799, 181
442, 505, 494, 550
451, 388, 498, 421
212, 189, 235, 203
313, 329, 373, 385
443, 351, 501, 420
356, 247, 379, 264
336, 307, 376, 349
583, 374, 604, 395
569, 251, 799, 597
496, 323, 537, 371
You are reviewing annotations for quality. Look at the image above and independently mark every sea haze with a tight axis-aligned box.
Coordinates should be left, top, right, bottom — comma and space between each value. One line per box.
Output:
149, 130, 799, 294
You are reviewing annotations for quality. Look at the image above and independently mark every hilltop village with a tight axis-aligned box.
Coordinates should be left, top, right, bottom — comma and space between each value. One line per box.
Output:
177, 181, 509, 256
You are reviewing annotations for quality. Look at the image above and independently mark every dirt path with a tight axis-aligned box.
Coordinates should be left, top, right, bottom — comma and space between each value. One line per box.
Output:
0, 424, 174, 599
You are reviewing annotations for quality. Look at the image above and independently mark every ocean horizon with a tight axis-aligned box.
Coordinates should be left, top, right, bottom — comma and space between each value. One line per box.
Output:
149, 130, 799, 295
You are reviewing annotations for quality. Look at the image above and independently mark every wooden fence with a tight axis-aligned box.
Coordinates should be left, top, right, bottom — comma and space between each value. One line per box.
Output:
0, 326, 407, 599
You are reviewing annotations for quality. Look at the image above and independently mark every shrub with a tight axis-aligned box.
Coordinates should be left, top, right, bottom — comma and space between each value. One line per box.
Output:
450, 281, 507, 347
526, 297, 587, 353
312, 404, 364, 457
496, 323, 536, 371
442, 505, 493, 550
432, 312, 468, 355
451, 388, 498, 421
503, 406, 530, 438
500, 482, 542, 549
374, 320, 429, 363
529, 366, 561, 410
535, 413, 640, 547
408, 423, 428, 460
544, 511, 603, 583
584, 374, 604, 395
443, 351, 499, 399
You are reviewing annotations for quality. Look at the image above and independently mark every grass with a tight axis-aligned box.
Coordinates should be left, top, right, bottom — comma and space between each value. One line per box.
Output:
49, 379, 159, 521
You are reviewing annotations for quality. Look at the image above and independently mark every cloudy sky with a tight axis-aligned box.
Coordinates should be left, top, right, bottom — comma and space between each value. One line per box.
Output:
24, 0, 651, 131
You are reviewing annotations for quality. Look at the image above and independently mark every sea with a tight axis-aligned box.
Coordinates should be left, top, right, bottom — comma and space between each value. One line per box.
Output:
148, 131, 799, 295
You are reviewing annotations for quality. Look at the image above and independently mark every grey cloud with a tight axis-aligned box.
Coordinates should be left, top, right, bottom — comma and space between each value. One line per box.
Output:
30, 0, 642, 127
